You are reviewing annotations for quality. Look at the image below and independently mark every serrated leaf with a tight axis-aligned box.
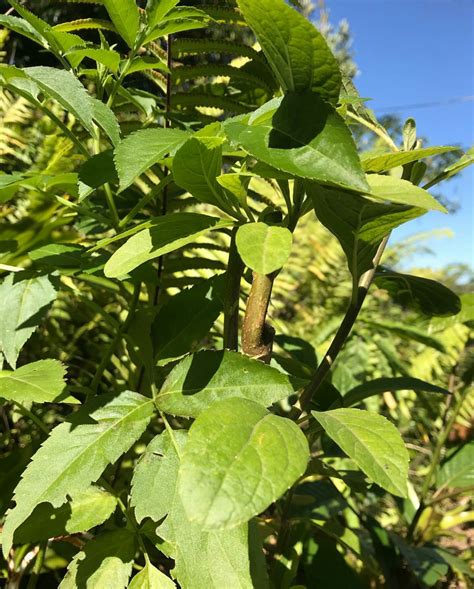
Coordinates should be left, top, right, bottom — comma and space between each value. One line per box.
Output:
374, 269, 461, 317
129, 562, 176, 589
0, 15, 45, 45
65, 47, 121, 72
146, 0, 180, 29
237, 0, 341, 102
312, 408, 409, 497
29, 244, 84, 269
152, 275, 225, 365
104, 213, 229, 278
343, 377, 449, 408
0, 273, 57, 369
78, 149, 118, 199
59, 528, 136, 589
362, 146, 458, 173
103, 0, 139, 49
225, 93, 368, 193
236, 222, 292, 275
126, 56, 169, 75
366, 174, 446, 212
308, 183, 423, 280
115, 128, 189, 191
23, 66, 94, 133
178, 397, 309, 529
2, 390, 153, 556
14, 486, 117, 544
0, 359, 75, 404
157, 350, 302, 417
436, 441, 474, 490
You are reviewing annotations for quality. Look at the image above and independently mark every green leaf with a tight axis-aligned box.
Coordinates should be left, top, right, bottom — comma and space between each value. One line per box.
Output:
131, 430, 187, 524
156, 350, 302, 417
59, 528, 136, 589
362, 318, 446, 352
0, 273, 57, 369
153, 275, 225, 365
312, 408, 409, 497
236, 222, 292, 275
129, 562, 176, 589
14, 486, 117, 544
225, 93, 368, 193
308, 183, 423, 280
374, 270, 461, 317
0, 359, 75, 404
126, 56, 169, 75
29, 243, 84, 269
0, 15, 45, 45
103, 0, 140, 49
23, 66, 94, 133
114, 128, 189, 191
343, 377, 449, 408
237, 0, 341, 102
178, 397, 309, 529
361, 146, 458, 173
78, 150, 118, 199
390, 536, 448, 587
146, 0, 180, 29
366, 174, 446, 212
436, 441, 474, 490
65, 47, 121, 72
423, 146, 474, 190
2, 390, 153, 557
104, 213, 229, 278
91, 98, 121, 146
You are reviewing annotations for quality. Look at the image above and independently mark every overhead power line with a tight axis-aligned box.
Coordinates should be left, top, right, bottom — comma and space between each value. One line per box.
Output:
375, 95, 474, 113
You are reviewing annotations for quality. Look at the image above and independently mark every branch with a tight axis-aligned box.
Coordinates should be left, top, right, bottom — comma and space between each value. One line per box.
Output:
241, 272, 275, 363
223, 228, 244, 351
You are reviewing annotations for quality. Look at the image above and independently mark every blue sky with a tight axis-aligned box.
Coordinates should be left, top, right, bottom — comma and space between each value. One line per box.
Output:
324, 0, 473, 270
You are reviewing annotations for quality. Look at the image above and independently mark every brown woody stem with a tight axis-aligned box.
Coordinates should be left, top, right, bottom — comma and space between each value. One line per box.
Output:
242, 272, 275, 363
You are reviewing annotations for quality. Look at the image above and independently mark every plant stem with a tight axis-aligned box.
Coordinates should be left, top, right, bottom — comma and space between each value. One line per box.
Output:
12, 402, 49, 436
26, 542, 46, 589
241, 272, 276, 363
346, 111, 398, 152
299, 235, 390, 412
223, 228, 244, 351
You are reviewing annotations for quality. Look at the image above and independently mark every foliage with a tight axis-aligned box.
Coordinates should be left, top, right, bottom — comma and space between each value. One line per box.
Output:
0, 1, 472, 588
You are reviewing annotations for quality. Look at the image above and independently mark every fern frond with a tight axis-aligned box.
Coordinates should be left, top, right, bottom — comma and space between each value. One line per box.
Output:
201, 6, 246, 24
53, 19, 115, 33
171, 93, 251, 114
172, 39, 261, 62
172, 64, 272, 92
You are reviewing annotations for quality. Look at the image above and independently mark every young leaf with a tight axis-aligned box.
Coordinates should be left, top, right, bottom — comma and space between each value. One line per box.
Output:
91, 99, 121, 146
236, 222, 292, 275
23, 66, 95, 133
156, 350, 303, 417
374, 270, 461, 317
14, 486, 117, 544
59, 528, 136, 589
178, 397, 309, 529
2, 391, 153, 556
436, 442, 474, 490
312, 408, 409, 497
0, 359, 75, 404
104, 213, 230, 278
114, 128, 189, 191
131, 430, 187, 524
225, 93, 368, 193
146, 0, 180, 29
103, 0, 140, 49
361, 146, 458, 173
308, 183, 423, 281
65, 47, 121, 72
0, 273, 57, 369
366, 174, 446, 212
237, 0, 341, 102
129, 562, 176, 589
152, 275, 226, 365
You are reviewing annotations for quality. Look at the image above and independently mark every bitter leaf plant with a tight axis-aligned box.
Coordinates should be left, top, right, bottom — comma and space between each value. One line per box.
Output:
0, 0, 472, 587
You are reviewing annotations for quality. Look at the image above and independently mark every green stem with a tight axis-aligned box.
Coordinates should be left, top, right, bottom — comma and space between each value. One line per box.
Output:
26, 542, 46, 589
241, 272, 276, 363
12, 402, 49, 436
104, 183, 120, 230
346, 111, 398, 152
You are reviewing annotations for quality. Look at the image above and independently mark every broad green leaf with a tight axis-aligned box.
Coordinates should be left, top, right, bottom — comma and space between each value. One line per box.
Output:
431, 292, 474, 330
103, 0, 140, 49
173, 136, 238, 214
308, 183, 423, 280
65, 47, 121, 72
312, 408, 409, 497
366, 174, 446, 212
157, 350, 302, 417
178, 397, 309, 529
436, 441, 474, 490
374, 270, 461, 317
343, 377, 449, 408
225, 93, 368, 193
129, 562, 176, 589
131, 430, 187, 524
29, 244, 84, 269
236, 222, 292, 275
237, 0, 341, 102
23, 66, 94, 133
152, 275, 225, 365
2, 390, 153, 556
104, 213, 229, 278
59, 528, 136, 589
361, 146, 458, 173
115, 128, 189, 191
14, 486, 117, 544
91, 99, 121, 146
0, 273, 57, 369
0, 359, 75, 404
